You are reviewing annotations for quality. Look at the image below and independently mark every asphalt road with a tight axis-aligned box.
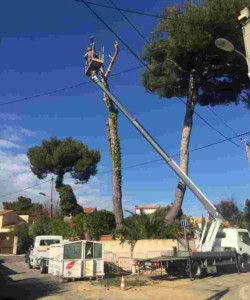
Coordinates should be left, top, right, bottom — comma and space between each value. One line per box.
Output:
1, 255, 250, 300
0, 255, 63, 300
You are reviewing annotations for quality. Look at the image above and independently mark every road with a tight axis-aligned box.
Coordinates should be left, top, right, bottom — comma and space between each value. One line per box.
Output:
0, 255, 65, 300
1, 255, 250, 300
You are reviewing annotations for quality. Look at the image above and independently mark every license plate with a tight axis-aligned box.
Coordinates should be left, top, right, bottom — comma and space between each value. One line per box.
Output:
145, 262, 152, 266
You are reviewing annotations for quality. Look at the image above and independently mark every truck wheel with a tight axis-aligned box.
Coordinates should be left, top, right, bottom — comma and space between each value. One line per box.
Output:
192, 261, 203, 279
28, 260, 33, 269
40, 260, 47, 274
239, 255, 249, 273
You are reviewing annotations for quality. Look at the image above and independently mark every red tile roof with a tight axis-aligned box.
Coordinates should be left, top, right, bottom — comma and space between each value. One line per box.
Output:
83, 207, 96, 214
0, 210, 13, 216
135, 205, 159, 209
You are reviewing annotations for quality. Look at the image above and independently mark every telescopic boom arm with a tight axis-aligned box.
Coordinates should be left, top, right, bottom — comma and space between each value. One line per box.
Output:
91, 72, 224, 222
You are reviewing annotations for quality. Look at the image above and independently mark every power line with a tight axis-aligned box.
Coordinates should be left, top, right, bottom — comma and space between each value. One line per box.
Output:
0, 179, 51, 199
79, 0, 154, 75
107, 0, 150, 44
106, 1, 242, 143
0, 66, 142, 107
0, 82, 91, 107
106, 0, 243, 151
98, 130, 250, 173
2, 130, 248, 200
80, 1, 245, 152
206, 106, 238, 136
64, 130, 250, 179
176, 97, 244, 151
83, 1, 163, 19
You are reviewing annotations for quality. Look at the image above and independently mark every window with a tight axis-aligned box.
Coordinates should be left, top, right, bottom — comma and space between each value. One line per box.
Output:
63, 242, 82, 259
238, 232, 250, 246
40, 239, 60, 246
94, 243, 102, 259
85, 242, 94, 259
216, 232, 226, 239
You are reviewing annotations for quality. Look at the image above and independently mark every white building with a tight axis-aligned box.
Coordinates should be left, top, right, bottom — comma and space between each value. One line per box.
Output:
135, 205, 159, 215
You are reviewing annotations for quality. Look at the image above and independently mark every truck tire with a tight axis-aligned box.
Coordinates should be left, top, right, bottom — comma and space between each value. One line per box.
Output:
28, 260, 33, 269
40, 260, 47, 274
239, 255, 249, 273
192, 261, 203, 279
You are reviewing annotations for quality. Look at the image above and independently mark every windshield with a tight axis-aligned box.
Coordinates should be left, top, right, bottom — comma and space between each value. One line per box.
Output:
39, 239, 60, 246
238, 232, 250, 246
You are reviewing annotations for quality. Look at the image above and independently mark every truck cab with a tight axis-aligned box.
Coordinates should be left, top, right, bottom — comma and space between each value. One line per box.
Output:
29, 235, 63, 269
214, 228, 250, 255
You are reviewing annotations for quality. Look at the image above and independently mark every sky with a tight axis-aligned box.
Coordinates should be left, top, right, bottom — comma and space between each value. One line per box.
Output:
0, 0, 249, 217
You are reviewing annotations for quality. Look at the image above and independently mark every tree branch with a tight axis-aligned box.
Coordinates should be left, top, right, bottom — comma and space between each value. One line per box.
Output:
105, 42, 119, 78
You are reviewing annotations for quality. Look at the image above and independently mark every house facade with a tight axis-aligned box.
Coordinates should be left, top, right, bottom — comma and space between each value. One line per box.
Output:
135, 205, 159, 215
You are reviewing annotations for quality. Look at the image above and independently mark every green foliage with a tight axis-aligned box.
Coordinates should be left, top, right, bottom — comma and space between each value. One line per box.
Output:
244, 199, 250, 230
59, 185, 83, 216
14, 223, 33, 251
86, 210, 116, 240
27, 137, 101, 216
51, 218, 76, 239
215, 200, 243, 226
117, 207, 186, 245
142, 0, 250, 106
27, 137, 100, 182
29, 214, 52, 238
14, 223, 29, 239
72, 213, 88, 239
72, 210, 116, 240
3, 196, 43, 215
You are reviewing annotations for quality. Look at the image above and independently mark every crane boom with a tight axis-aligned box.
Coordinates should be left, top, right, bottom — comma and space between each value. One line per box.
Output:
91, 72, 224, 222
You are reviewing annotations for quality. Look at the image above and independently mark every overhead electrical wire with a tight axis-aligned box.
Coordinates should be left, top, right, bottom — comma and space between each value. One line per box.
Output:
0, 66, 142, 107
206, 106, 239, 136
107, 0, 150, 44
78, 0, 153, 74
1, 130, 249, 200
177, 97, 244, 151
0, 179, 51, 199
1, 1, 247, 201
79, 0, 246, 151
82, 1, 163, 19
107, 0, 243, 149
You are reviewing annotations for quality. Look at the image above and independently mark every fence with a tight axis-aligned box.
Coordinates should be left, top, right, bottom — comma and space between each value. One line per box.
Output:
104, 250, 177, 273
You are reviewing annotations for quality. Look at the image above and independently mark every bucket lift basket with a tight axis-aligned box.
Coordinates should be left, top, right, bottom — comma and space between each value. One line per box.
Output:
85, 42, 104, 76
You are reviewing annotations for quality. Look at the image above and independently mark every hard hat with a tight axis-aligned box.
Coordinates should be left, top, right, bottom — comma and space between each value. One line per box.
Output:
87, 47, 91, 51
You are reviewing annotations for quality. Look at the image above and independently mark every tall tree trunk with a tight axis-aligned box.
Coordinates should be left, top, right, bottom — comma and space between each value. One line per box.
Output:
165, 70, 198, 224
101, 77, 124, 230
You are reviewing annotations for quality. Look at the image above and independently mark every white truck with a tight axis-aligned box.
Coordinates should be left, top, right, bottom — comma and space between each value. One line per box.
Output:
87, 66, 250, 278
28, 235, 63, 273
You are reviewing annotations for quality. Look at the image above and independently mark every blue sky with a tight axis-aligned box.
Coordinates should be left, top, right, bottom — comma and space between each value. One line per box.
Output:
0, 0, 249, 217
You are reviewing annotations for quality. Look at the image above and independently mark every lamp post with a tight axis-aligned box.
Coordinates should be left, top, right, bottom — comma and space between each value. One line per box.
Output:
39, 177, 54, 218
215, 38, 250, 77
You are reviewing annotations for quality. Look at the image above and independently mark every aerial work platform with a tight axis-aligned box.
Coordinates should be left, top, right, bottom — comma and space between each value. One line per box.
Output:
84, 37, 103, 76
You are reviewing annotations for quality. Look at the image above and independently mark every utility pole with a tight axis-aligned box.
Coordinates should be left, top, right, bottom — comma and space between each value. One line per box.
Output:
238, 7, 250, 77
50, 176, 54, 218
245, 141, 250, 169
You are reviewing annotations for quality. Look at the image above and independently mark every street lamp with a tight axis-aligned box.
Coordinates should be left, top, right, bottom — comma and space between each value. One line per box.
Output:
39, 192, 48, 197
215, 38, 250, 77
39, 191, 53, 218
215, 38, 247, 61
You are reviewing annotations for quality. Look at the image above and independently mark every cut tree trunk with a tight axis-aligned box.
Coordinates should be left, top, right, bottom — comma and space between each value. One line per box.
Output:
165, 70, 198, 224
101, 77, 124, 230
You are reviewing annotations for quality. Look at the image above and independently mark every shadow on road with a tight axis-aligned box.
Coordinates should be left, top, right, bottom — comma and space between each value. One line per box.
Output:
0, 276, 64, 300
0, 257, 63, 300
205, 288, 230, 300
